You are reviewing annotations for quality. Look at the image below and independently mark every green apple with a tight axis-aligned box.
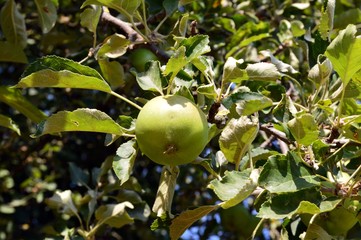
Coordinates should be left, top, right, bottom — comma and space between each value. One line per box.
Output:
135, 95, 208, 166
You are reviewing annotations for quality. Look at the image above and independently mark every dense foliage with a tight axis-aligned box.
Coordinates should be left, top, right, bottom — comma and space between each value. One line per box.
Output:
1, 0, 361, 239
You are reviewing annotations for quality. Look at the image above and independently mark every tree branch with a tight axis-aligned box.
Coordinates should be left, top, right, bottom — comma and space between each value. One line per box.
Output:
260, 123, 293, 145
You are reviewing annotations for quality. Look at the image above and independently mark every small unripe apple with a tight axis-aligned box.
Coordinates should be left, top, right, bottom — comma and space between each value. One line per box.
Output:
135, 95, 208, 166
129, 48, 158, 72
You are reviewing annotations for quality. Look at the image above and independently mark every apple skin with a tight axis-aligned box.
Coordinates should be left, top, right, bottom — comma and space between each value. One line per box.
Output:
135, 95, 209, 166
129, 48, 158, 72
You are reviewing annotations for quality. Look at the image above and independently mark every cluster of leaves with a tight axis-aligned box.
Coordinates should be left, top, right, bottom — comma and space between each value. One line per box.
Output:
1, 0, 361, 239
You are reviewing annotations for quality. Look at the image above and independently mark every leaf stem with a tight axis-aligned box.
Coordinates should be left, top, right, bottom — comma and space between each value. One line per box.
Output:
110, 91, 142, 110
252, 218, 264, 239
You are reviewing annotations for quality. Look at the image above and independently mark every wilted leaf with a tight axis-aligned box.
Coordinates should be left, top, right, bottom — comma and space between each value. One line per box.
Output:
113, 139, 137, 185
169, 205, 218, 240
258, 152, 320, 193
34, 0, 58, 34
152, 166, 179, 217
134, 61, 163, 94
287, 113, 319, 146
46, 190, 78, 216
208, 169, 258, 209
0, 114, 20, 135
222, 57, 248, 84
219, 116, 259, 165
96, 34, 130, 59
80, 6, 102, 33
0, 86, 46, 123
32, 108, 124, 137
325, 24, 361, 86
0, 0, 27, 48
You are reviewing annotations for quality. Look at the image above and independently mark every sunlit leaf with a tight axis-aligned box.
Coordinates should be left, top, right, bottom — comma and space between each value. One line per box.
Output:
219, 116, 259, 165
308, 56, 332, 87
208, 169, 258, 209
95, 202, 134, 228
258, 152, 320, 193
0, 0, 27, 48
325, 24, 361, 86
0, 114, 20, 135
234, 92, 273, 116
15, 56, 111, 93
169, 205, 218, 240
113, 139, 137, 185
222, 57, 248, 84
246, 62, 281, 81
34, 0, 58, 33
257, 191, 341, 219
197, 83, 217, 99
96, 34, 130, 59
32, 108, 124, 137
45, 190, 78, 216
134, 61, 163, 94
0, 86, 46, 123
319, 0, 335, 40
288, 113, 319, 146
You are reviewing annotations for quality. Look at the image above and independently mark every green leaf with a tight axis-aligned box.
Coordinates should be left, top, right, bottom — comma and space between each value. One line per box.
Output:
258, 192, 341, 219
0, 41, 27, 63
95, 202, 134, 228
98, 58, 125, 88
208, 169, 258, 209
325, 24, 361, 86
45, 190, 78, 216
34, 0, 58, 34
0, 86, 46, 123
0, 0, 27, 48
303, 223, 332, 240
197, 83, 217, 99
334, 8, 361, 30
134, 61, 163, 94
181, 35, 211, 61
219, 116, 259, 165
113, 139, 137, 185
21, 55, 103, 78
81, 0, 141, 19
258, 152, 320, 193
290, 20, 305, 37
32, 108, 124, 137
222, 57, 248, 84
163, 0, 179, 16
15, 56, 111, 93
169, 205, 218, 240
319, 0, 335, 40
0, 114, 20, 135
68, 162, 89, 187
96, 34, 130, 59
191, 56, 214, 82
308, 56, 332, 87
164, 46, 187, 76
234, 92, 273, 116
80, 5, 102, 33
287, 113, 319, 146
246, 62, 281, 81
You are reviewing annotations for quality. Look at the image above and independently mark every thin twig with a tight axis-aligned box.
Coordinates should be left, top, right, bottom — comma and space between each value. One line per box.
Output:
260, 123, 293, 145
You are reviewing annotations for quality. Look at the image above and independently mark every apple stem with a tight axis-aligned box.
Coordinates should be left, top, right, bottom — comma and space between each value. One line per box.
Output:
110, 91, 142, 110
